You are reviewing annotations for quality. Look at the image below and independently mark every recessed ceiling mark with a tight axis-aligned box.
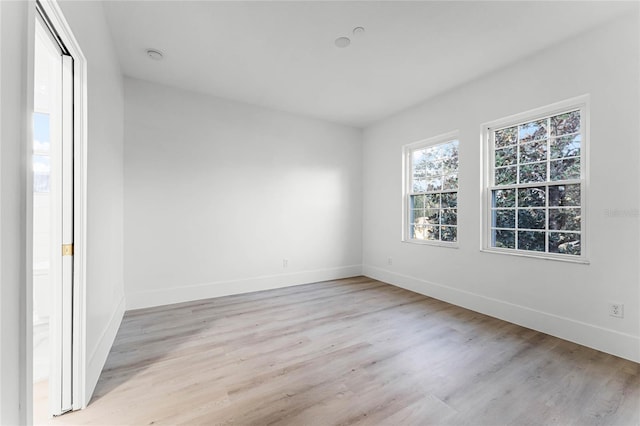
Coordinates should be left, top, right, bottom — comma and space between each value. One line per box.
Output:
335, 27, 365, 48
146, 49, 164, 60
335, 37, 351, 48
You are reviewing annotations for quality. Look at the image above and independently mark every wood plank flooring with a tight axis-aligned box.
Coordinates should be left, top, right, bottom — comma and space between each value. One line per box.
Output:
35, 276, 639, 425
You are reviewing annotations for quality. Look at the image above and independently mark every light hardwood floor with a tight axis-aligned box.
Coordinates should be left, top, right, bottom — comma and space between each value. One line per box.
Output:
35, 276, 639, 425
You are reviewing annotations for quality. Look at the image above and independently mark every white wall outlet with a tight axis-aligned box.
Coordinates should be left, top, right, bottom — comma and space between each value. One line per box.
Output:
608, 303, 624, 318
387, 257, 393, 266
283, 258, 288, 268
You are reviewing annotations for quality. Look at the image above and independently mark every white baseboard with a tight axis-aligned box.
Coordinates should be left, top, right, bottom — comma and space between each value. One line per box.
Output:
364, 265, 640, 363
84, 295, 125, 407
126, 265, 363, 310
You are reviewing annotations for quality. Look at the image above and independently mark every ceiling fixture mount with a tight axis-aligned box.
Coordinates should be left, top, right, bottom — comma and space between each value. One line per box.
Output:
334, 37, 351, 48
146, 49, 164, 60
334, 27, 365, 48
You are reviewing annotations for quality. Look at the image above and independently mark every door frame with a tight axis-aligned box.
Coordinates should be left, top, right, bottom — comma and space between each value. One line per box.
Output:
27, 0, 88, 419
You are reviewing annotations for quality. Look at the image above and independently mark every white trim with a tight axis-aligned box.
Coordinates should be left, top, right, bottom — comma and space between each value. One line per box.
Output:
33, 0, 89, 412
0, 6, 3, 423
126, 265, 363, 310
85, 296, 125, 408
480, 246, 590, 264
25, 4, 37, 425
480, 95, 590, 263
363, 265, 640, 363
402, 130, 460, 246
402, 239, 459, 249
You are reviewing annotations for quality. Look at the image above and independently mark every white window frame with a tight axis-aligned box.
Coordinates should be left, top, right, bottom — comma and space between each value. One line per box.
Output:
402, 131, 460, 248
481, 95, 590, 263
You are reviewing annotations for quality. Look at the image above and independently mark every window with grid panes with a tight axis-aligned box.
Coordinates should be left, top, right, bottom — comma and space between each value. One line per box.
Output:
487, 104, 585, 259
405, 136, 459, 244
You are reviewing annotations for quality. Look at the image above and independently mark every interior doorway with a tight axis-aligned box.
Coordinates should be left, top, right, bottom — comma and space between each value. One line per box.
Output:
32, 3, 74, 418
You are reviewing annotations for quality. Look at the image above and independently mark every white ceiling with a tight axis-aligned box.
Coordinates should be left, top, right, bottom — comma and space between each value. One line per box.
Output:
103, 1, 634, 128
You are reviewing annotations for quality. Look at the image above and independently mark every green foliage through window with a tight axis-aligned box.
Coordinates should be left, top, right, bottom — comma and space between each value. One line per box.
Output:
408, 138, 459, 243
489, 108, 583, 257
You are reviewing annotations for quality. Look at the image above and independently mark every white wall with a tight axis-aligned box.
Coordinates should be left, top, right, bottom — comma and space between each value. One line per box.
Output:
124, 78, 362, 309
362, 14, 640, 362
0, 2, 29, 423
56, 0, 126, 405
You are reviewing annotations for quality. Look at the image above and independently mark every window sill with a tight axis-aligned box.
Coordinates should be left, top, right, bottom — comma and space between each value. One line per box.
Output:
402, 239, 459, 249
480, 247, 590, 264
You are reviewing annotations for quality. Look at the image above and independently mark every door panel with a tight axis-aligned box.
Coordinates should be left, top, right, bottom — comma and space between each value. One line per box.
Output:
34, 10, 74, 416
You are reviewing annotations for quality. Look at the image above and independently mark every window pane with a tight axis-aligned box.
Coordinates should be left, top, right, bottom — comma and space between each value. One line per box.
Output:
518, 231, 545, 252
425, 225, 440, 241
493, 229, 515, 249
495, 126, 517, 148
551, 110, 580, 136
412, 209, 425, 223
412, 148, 426, 161
421, 209, 439, 225
412, 149, 426, 171
425, 193, 441, 209
518, 209, 546, 230
493, 189, 516, 208
549, 232, 581, 255
519, 119, 548, 143
519, 140, 547, 164
413, 179, 426, 192
424, 146, 439, 161
549, 208, 581, 231
425, 158, 442, 177
550, 158, 580, 181
441, 226, 457, 242
411, 195, 425, 209
519, 162, 547, 183
441, 209, 457, 226
495, 146, 517, 167
495, 166, 517, 186
411, 224, 425, 240
441, 141, 458, 158
493, 209, 515, 228
550, 134, 581, 159
442, 156, 459, 174
426, 178, 442, 192
518, 187, 546, 207
548, 184, 580, 207
442, 173, 458, 190
441, 193, 457, 208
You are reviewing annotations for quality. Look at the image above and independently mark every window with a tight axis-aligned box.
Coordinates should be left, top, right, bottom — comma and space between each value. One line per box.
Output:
404, 133, 459, 245
483, 97, 588, 261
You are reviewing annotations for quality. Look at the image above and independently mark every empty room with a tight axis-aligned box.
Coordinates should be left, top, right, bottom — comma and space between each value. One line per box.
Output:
1, 0, 639, 425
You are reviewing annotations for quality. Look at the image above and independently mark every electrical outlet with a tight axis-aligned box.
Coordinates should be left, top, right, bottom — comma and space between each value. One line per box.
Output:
283, 259, 288, 268
608, 303, 624, 318
387, 257, 393, 266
